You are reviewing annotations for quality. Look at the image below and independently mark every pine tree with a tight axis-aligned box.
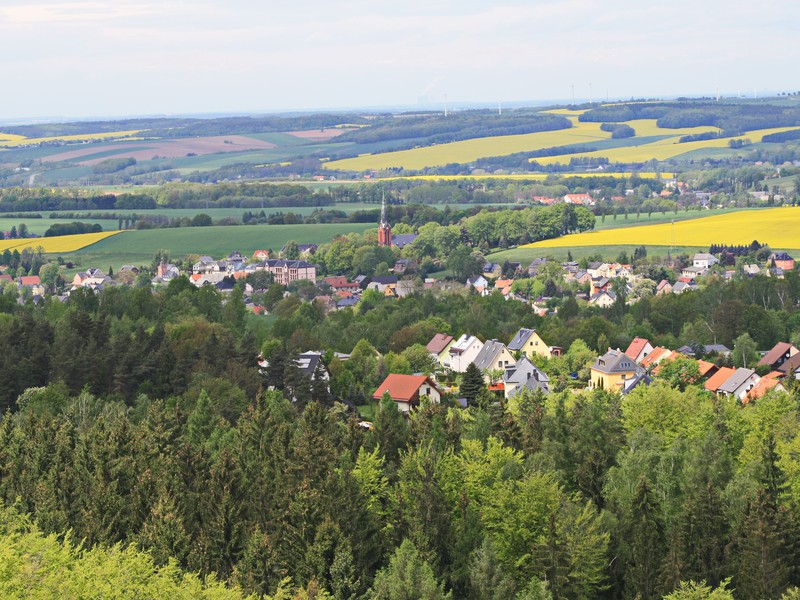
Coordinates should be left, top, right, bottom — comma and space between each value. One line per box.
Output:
623, 477, 665, 600
461, 363, 485, 406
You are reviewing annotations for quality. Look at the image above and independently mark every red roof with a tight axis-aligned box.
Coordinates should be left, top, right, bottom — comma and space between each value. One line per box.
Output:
20, 276, 40, 286
697, 360, 719, 377
426, 333, 454, 355
704, 367, 736, 392
745, 377, 785, 403
640, 347, 671, 369
373, 374, 440, 403
624, 337, 651, 361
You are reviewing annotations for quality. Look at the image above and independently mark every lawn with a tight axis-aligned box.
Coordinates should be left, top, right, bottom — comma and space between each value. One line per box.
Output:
60, 222, 374, 269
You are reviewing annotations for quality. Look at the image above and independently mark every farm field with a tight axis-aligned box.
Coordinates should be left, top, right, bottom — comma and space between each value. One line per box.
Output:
0, 231, 121, 253
322, 117, 721, 171
60, 222, 374, 270
0, 217, 116, 236
523, 207, 800, 250
382, 172, 669, 182
0, 130, 141, 148
490, 244, 706, 263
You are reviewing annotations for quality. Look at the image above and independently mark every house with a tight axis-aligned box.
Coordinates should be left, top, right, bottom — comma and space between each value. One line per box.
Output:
253, 249, 270, 260
589, 290, 617, 308
508, 328, 553, 359
656, 280, 672, 295
426, 334, 455, 366
758, 342, 799, 370
703, 344, 731, 356
745, 375, 787, 403
366, 276, 398, 292
261, 259, 318, 285
590, 349, 640, 390
447, 334, 485, 372
771, 252, 795, 271
564, 193, 595, 206
704, 367, 737, 393
591, 277, 612, 295
693, 253, 719, 269
671, 281, 697, 294
482, 263, 502, 279
504, 356, 550, 399
466, 275, 490, 296
640, 347, 673, 370
372, 374, 442, 412
697, 360, 720, 380
681, 266, 707, 279
717, 368, 759, 400
624, 337, 654, 364
778, 352, 800, 379
297, 352, 330, 382
472, 340, 516, 380
742, 264, 761, 277
622, 372, 653, 395
336, 297, 360, 309
527, 258, 548, 276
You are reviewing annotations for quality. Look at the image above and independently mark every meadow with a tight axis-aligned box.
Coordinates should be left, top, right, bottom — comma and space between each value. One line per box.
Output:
60, 222, 374, 269
522, 206, 800, 250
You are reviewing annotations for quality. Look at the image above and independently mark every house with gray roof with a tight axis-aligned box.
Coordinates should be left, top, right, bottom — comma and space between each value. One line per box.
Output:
504, 356, 550, 399
447, 334, 484, 372
717, 368, 759, 400
508, 328, 554, 359
472, 339, 516, 380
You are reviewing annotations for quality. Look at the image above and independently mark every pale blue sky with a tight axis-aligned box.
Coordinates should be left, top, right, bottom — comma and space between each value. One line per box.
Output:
1, 0, 798, 120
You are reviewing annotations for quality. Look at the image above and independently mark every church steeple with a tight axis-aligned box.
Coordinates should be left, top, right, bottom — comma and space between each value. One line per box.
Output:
378, 190, 392, 247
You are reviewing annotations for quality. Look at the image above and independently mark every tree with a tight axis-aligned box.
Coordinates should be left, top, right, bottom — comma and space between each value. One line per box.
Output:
732, 332, 758, 369
461, 363, 485, 406
191, 213, 213, 227
283, 240, 300, 260
370, 539, 451, 600
662, 579, 734, 600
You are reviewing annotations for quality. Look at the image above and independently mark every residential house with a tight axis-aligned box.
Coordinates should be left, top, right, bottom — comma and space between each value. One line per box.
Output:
624, 337, 654, 364
743, 264, 761, 277
564, 193, 595, 206
508, 327, 554, 359
261, 259, 318, 285
466, 275, 490, 296
639, 347, 673, 371
296, 352, 330, 383
590, 349, 640, 390
693, 253, 719, 269
778, 352, 800, 379
591, 277, 612, 296
472, 340, 516, 381
758, 342, 799, 371
503, 356, 550, 399
671, 280, 697, 294
372, 374, 442, 412
717, 368, 759, 400
391, 233, 418, 249
589, 290, 617, 308
482, 263, 502, 279
527, 258, 548, 276
656, 280, 672, 295
707, 369, 737, 394
697, 360, 720, 380
622, 372, 653, 395
681, 266, 707, 279
771, 252, 795, 271
447, 334, 484, 372
745, 375, 787, 403
426, 334, 455, 366
253, 249, 270, 260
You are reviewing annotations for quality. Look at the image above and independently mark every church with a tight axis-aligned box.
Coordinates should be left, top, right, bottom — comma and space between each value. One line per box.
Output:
377, 195, 417, 249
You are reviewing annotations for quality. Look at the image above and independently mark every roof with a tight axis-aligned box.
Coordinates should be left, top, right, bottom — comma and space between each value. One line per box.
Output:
373, 374, 440, 402
758, 342, 798, 368
624, 337, 651, 361
504, 356, 549, 385
704, 344, 731, 355
473, 339, 511, 372
592, 349, 638, 375
778, 352, 800, 375
640, 347, 671, 369
697, 360, 719, 377
717, 368, 756, 394
391, 233, 418, 248
426, 333, 454, 355
297, 352, 326, 377
508, 328, 537, 351
704, 367, 737, 392
745, 378, 785, 403
449, 334, 481, 355
20, 276, 41, 286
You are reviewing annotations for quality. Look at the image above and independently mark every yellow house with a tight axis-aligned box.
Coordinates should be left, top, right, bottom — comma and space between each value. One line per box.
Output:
590, 349, 639, 391
508, 328, 554, 359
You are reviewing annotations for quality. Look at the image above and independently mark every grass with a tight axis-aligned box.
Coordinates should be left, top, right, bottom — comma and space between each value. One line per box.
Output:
521, 206, 800, 251
60, 222, 374, 269
0, 217, 117, 236
489, 244, 705, 263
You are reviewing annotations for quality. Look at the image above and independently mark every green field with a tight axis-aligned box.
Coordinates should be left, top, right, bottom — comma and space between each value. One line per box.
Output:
488, 244, 705, 263
0, 217, 116, 235
60, 222, 373, 270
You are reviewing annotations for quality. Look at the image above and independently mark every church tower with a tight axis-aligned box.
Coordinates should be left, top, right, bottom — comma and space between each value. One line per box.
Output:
377, 192, 392, 247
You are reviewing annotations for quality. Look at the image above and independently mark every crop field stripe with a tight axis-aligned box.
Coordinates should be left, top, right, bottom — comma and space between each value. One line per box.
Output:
522, 207, 800, 250
0, 231, 122, 253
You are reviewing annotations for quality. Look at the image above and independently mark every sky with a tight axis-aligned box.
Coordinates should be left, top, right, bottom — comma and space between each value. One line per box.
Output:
1, 0, 799, 120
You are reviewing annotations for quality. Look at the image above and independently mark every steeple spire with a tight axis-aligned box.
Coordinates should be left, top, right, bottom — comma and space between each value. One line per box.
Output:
380, 190, 388, 226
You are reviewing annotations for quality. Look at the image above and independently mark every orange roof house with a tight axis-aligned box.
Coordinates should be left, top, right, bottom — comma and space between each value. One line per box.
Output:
640, 347, 672, 370
373, 374, 442, 412
625, 337, 654, 363
697, 360, 719, 379
744, 377, 787, 404
704, 367, 737, 393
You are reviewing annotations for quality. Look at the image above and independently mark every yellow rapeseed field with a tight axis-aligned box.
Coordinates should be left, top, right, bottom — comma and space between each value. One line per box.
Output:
523, 208, 800, 250
380, 172, 668, 182
0, 130, 142, 148
0, 231, 122, 253
324, 121, 614, 171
